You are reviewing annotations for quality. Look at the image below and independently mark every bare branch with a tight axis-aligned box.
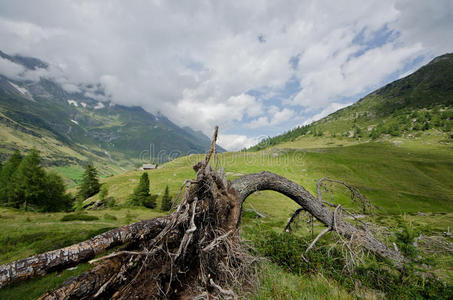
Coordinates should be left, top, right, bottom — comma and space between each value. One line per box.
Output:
305, 227, 332, 253
284, 208, 305, 232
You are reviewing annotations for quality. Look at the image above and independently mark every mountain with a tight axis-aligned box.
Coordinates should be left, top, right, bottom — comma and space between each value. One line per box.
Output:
0, 50, 224, 178
249, 53, 453, 151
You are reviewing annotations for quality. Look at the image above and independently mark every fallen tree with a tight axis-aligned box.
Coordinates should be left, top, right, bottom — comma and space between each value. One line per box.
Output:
0, 127, 405, 299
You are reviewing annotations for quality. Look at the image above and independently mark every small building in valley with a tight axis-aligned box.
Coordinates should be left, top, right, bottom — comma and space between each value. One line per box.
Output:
140, 164, 157, 170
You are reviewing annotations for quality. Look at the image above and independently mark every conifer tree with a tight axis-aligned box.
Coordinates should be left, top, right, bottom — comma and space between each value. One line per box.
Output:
77, 164, 101, 200
0, 150, 22, 205
160, 185, 172, 211
130, 172, 155, 208
11, 149, 47, 210
43, 172, 72, 212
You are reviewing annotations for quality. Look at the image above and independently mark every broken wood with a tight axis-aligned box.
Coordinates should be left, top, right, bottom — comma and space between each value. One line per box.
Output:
230, 172, 405, 267
0, 217, 168, 288
284, 207, 305, 232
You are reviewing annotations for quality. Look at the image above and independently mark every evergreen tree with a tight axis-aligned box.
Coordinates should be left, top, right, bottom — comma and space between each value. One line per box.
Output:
42, 172, 72, 212
130, 173, 155, 208
10, 149, 47, 210
0, 150, 22, 205
370, 128, 380, 140
77, 164, 100, 200
160, 185, 172, 211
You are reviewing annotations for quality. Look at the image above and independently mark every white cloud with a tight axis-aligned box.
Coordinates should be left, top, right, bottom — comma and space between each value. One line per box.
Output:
303, 102, 352, 125
0, 0, 451, 143
247, 116, 270, 129
217, 134, 261, 151
246, 106, 295, 129
0, 57, 24, 79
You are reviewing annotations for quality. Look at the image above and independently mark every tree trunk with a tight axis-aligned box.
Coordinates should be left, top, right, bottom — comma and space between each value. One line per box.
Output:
231, 171, 405, 267
0, 217, 168, 288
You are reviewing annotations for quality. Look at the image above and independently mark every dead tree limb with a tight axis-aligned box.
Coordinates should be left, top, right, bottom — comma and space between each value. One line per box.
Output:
317, 177, 374, 214
0, 217, 168, 288
305, 227, 331, 253
230, 172, 405, 268
284, 208, 305, 232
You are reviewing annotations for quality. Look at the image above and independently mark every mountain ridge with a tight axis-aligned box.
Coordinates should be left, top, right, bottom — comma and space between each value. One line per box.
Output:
248, 53, 453, 151
0, 50, 224, 177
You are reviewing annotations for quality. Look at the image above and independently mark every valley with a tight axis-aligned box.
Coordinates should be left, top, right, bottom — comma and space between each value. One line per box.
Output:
0, 49, 452, 299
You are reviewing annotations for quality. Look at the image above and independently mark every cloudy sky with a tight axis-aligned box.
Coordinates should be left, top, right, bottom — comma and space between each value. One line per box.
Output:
0, 0, 452, 150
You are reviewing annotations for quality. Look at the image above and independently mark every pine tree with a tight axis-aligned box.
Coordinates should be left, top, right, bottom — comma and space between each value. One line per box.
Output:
42, 172, 72, 212
77, 164, 101, 200
0, 150, 22, 205
11, 149, 47, 210
130, 173, 155, 208
160, 185, 172, 211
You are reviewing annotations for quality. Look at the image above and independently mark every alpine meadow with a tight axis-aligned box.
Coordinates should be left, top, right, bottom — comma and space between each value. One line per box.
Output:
0, 1, 452, 299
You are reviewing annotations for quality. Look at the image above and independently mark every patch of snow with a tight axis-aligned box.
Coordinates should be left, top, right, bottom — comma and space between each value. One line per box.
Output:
67, 99, 78, 107
94, 102, 105, 109
80, 102, 87, 108
8, 81, 28, 95
70, 119, 79, 125
8, 81, 34, 101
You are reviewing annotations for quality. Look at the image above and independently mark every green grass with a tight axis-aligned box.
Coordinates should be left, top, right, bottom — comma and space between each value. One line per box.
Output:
0, 137, 452, 298
52, 165, 85, 186
76, 139, 453, 214
0, 263, 93, 300
0, 207, 164, 265
251, 262, 357, 300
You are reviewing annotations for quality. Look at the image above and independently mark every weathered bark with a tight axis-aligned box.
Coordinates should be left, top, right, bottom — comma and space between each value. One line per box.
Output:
39, 256, 126, 300
0, 217, 168, 288
231, 172, 406, 267
284, 207, 305, 232
36, 163, 252, 299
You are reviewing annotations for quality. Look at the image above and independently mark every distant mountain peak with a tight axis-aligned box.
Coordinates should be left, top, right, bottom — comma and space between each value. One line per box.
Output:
0, 50, 48, 70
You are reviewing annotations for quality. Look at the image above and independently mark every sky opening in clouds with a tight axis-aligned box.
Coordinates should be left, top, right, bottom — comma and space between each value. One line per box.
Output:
0, 0, 452, 150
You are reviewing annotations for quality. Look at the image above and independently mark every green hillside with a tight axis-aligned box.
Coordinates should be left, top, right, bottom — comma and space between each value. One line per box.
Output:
0, 50, 224, 183
249, 53, 453, 152
1, 138, 452, 299
79, 138, 453, 215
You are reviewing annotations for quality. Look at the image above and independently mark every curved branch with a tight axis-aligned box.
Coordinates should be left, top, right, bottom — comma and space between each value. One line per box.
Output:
231, 172, 405, 267
0, 217, 168, 288
284, 208, 305, 232
317, 177, 374, 213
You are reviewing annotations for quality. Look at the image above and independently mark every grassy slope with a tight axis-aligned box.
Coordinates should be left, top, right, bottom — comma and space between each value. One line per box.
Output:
0, 137, 452, 298
79, 138, 453, 215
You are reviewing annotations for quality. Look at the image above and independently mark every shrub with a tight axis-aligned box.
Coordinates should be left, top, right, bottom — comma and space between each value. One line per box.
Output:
143, 195, 158, 209
103, 213, 117, 221
254, 230, 453, 299
60, 213, 99, 222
